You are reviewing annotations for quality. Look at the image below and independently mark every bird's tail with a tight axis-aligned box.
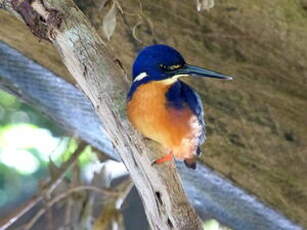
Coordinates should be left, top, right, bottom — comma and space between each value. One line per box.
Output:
184, 158, 196, 169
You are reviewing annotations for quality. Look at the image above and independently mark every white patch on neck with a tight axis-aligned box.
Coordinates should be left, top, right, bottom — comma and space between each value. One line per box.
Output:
173, 74, 189, 78
160, 74, 189, 85
133, 72, 148, 82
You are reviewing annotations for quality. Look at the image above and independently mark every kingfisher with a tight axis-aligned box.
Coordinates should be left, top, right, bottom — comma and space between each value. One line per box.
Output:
127, 45, 232, 169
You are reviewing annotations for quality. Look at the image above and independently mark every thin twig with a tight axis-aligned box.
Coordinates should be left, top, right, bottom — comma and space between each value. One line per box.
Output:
42, 141, 87, 196
0, 141, 87, 230
46, 202, 53, 230
0, 196, 42, 230
115, 179, 133, 209
64, 193, 73, 228
23, 185, 119, 230
131, 17, 143, 43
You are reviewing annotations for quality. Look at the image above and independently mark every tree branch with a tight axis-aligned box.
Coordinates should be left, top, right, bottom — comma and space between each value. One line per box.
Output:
23, 184, 119, 230
0, 0, 202, 229
0, 141, 88, 230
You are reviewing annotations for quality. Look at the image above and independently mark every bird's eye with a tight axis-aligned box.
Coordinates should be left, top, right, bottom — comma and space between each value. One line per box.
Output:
160, 64, 182, 71
169, 64, 182, 70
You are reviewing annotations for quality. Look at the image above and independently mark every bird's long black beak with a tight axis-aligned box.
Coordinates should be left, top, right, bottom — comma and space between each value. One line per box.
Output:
174, 64, 233, 80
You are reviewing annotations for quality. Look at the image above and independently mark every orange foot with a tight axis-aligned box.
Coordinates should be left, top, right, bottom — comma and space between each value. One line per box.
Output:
152, 152, 173, 165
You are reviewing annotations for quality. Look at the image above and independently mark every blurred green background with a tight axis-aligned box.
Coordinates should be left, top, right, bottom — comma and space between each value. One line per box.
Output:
0, 90, 96, 209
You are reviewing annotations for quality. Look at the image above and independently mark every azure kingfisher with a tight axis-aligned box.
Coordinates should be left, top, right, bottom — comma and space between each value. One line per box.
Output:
127, 44, 232, 169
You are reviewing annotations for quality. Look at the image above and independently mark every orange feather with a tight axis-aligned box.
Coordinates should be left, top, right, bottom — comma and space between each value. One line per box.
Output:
127, 81, 201, 160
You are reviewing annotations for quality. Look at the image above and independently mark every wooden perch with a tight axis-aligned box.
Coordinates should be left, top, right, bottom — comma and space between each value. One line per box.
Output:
0, 0, 202, 229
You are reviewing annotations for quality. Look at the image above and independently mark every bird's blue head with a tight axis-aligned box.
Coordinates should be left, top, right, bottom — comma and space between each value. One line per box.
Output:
132, 45, 186, 81
128, 44, 232, 99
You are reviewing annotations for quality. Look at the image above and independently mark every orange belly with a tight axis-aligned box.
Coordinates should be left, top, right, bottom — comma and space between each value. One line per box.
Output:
127, 81, 200, 160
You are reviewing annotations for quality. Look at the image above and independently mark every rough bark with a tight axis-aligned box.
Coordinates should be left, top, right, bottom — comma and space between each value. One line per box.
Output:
0, 0, 202, 230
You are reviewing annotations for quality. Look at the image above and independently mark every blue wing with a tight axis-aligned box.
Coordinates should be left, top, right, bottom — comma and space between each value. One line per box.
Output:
166, 80, 206, 154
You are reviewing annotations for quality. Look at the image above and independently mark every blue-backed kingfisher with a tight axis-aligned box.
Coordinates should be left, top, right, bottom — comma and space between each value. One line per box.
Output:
127, 45, 232, 169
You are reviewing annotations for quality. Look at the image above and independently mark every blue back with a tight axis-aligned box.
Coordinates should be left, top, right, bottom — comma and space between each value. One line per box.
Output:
166, 80, 206, 148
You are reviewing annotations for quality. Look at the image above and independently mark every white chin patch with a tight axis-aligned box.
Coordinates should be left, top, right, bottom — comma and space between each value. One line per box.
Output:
160, 74, 188, 85
173, 74, 189, 78
133, 72, 148, 82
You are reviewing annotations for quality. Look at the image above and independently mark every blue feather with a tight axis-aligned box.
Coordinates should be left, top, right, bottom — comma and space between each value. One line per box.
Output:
132, 44, 185, 81
166, 80, 206, 149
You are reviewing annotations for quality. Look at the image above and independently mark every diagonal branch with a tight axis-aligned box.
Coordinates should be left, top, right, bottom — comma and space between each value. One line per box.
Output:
0, 141, 88, 230
0, 0, 202, 229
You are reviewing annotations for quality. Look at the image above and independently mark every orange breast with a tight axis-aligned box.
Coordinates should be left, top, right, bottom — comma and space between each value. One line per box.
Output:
127, 81, 200, 159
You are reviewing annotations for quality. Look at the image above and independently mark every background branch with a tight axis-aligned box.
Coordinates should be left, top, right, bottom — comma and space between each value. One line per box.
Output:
0, 141, 87, 230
